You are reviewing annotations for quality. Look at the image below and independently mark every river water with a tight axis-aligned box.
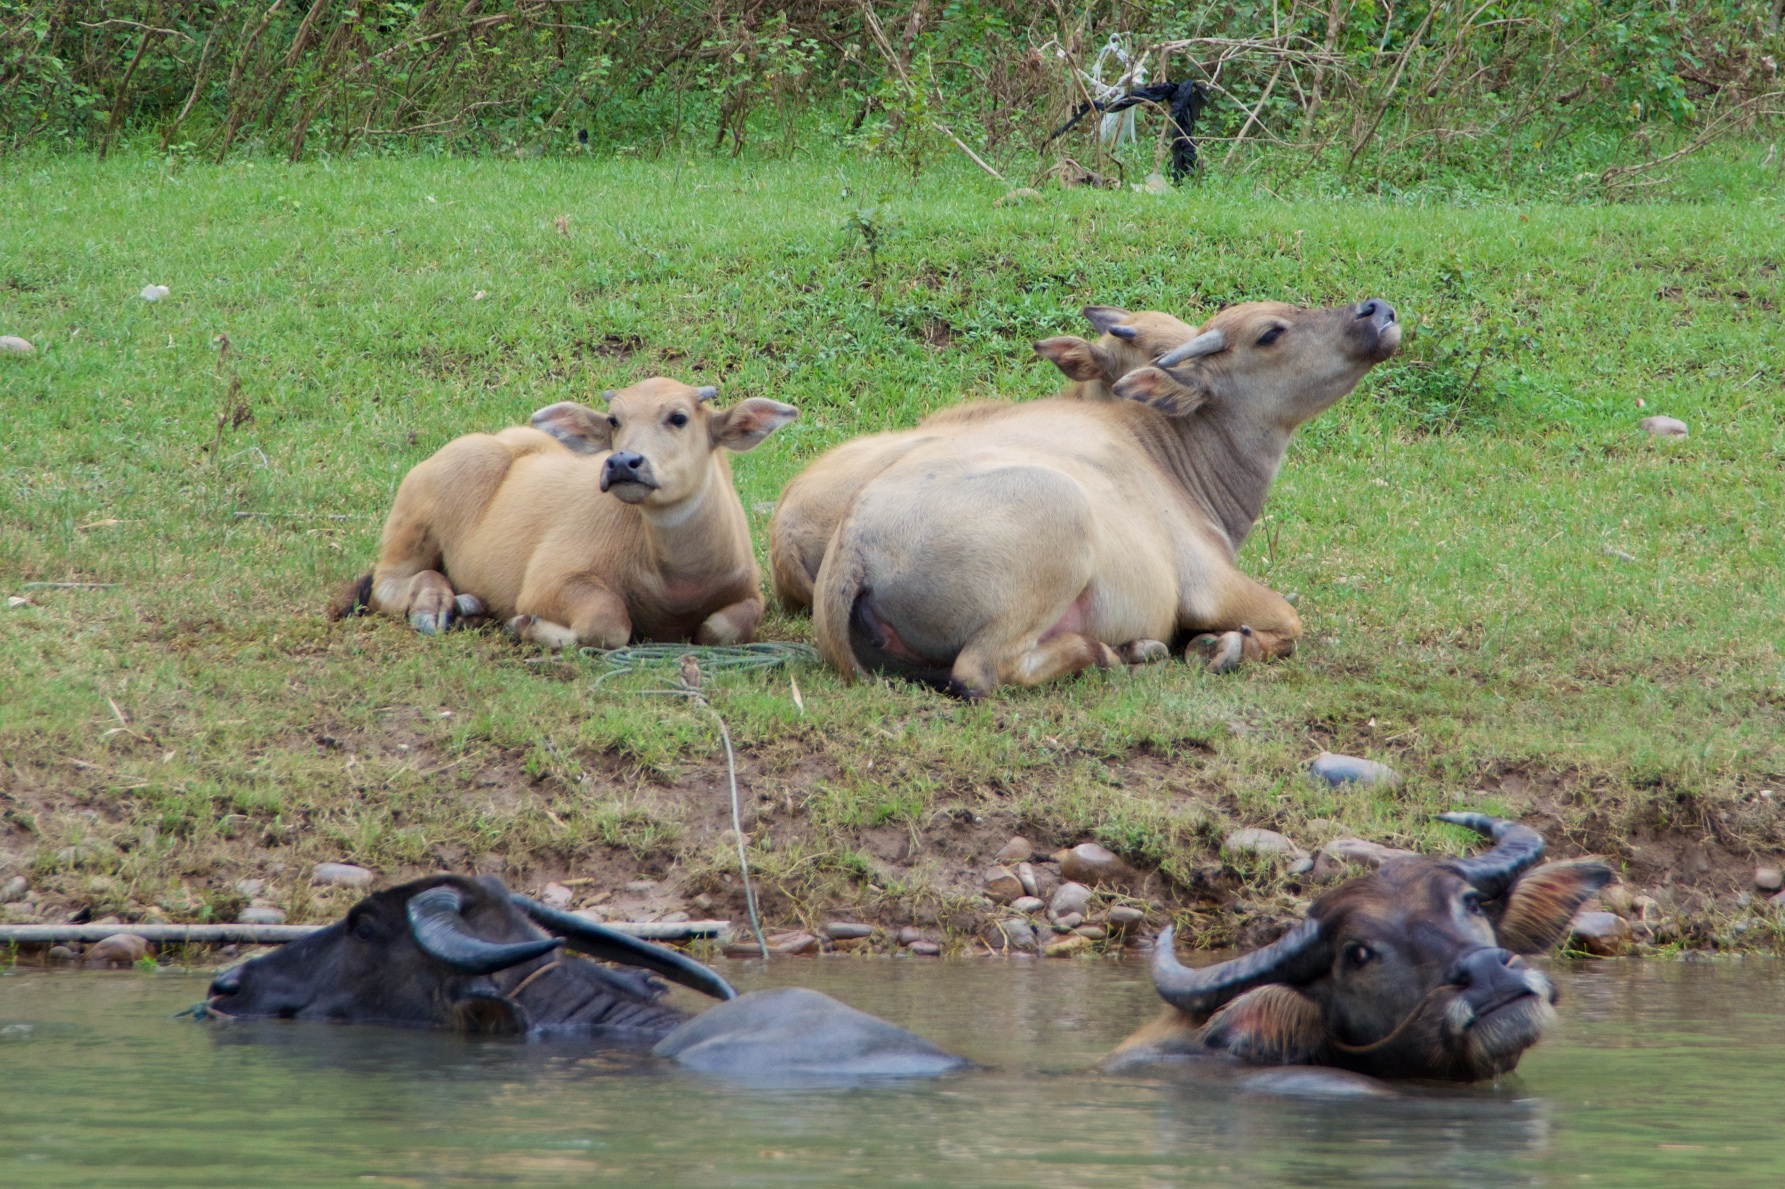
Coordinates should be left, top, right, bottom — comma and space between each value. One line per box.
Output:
1, 956, 1780, 1187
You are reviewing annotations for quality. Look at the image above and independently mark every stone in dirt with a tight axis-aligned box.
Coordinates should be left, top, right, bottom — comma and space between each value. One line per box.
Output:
1074, 925, 1108, 941
234, 878, 266, 898
1570, 911, 1631, 957
2, 902, 39, 923
238, 905, 287, 925
0, 876, 26, 904
0, 335, 32, 355
767, 931, 820, 955
1311, 837, 1416, 882
540, 882, 574, 909
1599, 884, 1634, 916
1010, 896, 1046, 915
47, 945, 77, 962
623, 879, 658, 893
1309, 752, 1400, 788
1059, 843, 1130, 885
981, 866, 1024, 904
1640, 415, 1688, 438
984, 919, 1037, 952
1754, 867, 1783, 893
1224, 828, 1306, 861
1016, 862, 1039, 898
993, 836, 1035, 865
1045, 934, 1092, 958
312, 863, 374, 890
824, 922, 873, 940
1050, 882, 1092, 918
1105, 905, 1145, 926
86, 934, 149, 966
1052, 912, 1085, 931
907, 941, 941, 956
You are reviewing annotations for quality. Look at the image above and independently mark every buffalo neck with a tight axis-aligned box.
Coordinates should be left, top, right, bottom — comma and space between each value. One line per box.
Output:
1142, 404, 1292, 554
634, 462, 743, 580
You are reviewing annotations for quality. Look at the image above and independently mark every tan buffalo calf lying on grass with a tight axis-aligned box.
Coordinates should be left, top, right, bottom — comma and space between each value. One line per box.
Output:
330, 379, 797, 648
768, 305, 1193, 611
806, 299, 1401, 697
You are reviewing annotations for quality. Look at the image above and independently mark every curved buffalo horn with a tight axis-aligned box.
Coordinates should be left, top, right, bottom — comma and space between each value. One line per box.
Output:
406, 887, 563, 975
1436, 812, 1546, 900
1151, 919, 1330, 1016
512, 895, 737, 1001
1154, 327, 1226, 366
696, 385, 719, 402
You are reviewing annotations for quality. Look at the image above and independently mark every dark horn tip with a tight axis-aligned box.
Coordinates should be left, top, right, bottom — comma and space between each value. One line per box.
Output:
1436, 811, 1508, 837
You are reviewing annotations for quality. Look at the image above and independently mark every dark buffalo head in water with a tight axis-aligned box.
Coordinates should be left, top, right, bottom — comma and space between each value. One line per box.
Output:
204, 874, 733, 1036
1111, 815, 1610, 1082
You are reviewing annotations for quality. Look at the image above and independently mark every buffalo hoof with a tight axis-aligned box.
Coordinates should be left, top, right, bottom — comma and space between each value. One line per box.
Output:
454, 593, 486, 620
1190, 630, 1246, 673
1116, 638, 1171, 664
652, 986, 969, 1080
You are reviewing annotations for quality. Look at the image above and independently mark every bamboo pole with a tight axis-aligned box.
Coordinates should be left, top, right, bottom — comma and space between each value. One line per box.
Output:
0, 919, 730, 946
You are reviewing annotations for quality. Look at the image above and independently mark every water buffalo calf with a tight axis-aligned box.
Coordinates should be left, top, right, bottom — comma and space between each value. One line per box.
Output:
203, 875, 965, 1079
331, 378, 797, 648
1106, 814, 1611, 1082
805, 299, 1400, 696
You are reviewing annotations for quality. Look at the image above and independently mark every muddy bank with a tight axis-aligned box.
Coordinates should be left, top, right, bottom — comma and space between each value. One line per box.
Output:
4, 722, 1780, 965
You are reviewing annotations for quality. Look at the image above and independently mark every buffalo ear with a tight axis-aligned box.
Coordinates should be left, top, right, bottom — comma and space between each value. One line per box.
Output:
531, 401, 612, 455
710, 398, 798, 452
1111, 365, 1212, 416
1493, 859, 1613, 955
1201, 984, 1326, 1065
1034, 336, 1115, 383
1082, 305, 1132, 334
449, 991, 530, 1036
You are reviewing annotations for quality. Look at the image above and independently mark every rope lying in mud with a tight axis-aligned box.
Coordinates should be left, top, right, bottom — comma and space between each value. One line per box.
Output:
579, 643, 819, 959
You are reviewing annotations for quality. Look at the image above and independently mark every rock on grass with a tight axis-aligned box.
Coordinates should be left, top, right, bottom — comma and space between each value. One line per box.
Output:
1308, 752, 1400, 788
1570, 911, 1631, 956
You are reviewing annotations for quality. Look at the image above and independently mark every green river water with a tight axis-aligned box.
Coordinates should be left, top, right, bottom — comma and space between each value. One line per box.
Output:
1, 957, 1779, 1187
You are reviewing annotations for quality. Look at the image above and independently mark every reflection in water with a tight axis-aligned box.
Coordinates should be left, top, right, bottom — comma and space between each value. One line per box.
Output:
2, 957, 1783, 1187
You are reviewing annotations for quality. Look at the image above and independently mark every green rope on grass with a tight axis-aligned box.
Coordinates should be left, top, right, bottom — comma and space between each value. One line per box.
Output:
578, 642, 819, 687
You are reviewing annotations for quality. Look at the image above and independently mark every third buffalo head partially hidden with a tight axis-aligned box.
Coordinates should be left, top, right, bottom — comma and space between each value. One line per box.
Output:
1110, 814, 1610, 1082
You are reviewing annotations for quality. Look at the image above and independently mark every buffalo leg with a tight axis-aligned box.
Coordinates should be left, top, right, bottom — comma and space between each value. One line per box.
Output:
950, 632, 1124, 699
696, 596, 764, 645
1115, 638, 1171, 664
511, 575, 631, 650
370, 527, 481, 635
1182, 570, 1301, 673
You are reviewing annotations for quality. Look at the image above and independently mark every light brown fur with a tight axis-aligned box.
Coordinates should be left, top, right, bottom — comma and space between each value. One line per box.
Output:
339, 378, 796, 649
767, 307, 1191, 613
803, 299, 1402, 696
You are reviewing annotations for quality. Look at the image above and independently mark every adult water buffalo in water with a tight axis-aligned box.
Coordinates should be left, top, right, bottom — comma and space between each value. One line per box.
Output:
768, 306, 1195, 613
202, 875, 965, 1078
1106, 814, 1610, 1082
801, 298, 1401, 697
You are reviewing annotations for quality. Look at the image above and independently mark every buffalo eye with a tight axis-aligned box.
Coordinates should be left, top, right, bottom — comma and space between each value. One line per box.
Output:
351, 916, 378, 943
1256, 326, 1286, 347
1462, 892, 1486, 917
667, 411, 689, 428
1344, 943, 1375, 969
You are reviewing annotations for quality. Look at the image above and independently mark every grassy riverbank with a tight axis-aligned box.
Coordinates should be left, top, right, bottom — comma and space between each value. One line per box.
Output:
2, 151, 1782, 954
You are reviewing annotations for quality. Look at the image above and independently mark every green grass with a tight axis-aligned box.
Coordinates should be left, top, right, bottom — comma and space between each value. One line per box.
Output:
1, 149, 1782, 948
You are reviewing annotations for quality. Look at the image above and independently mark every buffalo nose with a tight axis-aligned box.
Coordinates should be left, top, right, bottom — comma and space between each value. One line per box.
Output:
603, 451, 645, 480
1356, 298, 1396, 324
209, 966, 244, 997
1446, 947, 1516, 990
